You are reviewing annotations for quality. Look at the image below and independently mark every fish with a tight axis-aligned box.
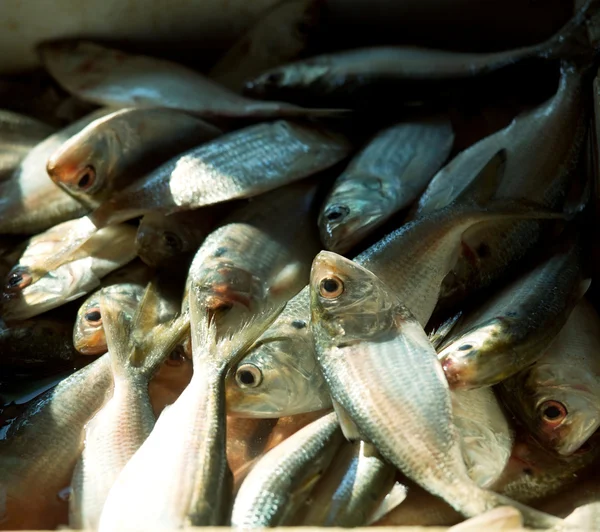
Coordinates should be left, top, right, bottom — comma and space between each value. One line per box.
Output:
47, 107, 222, 209
0, 316, 79, 377
367, 482, 409, 525
438, 237, 589, 388
294, 441, 397, 526
39, 41, 347, 118
243, 2, 594, 107
135, 210, 217, 269
185, 179, 322, 338
231, 411, 343, 527
73, 261, 155, 355
556, 502, 600, 531
0, 110, 55, 181
98, 296, 281, 530
1, 223, 137, 321
448, 506, 524, 531
412, 62, 588, 308
319, 116, 454, 253
227, 152, 566, 417
88, 120, 351, 227
0, 355, 113, 530
69, 286, 189, 530
309, 250, 561, 528
0, 109, 111, 234
148, 346, 194, 418
498, 298, 600, 456
209, 0, 323, 92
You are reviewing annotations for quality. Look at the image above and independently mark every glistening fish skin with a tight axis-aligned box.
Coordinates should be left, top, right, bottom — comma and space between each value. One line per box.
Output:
0, 356, 112, 530
438, 238, 589, 389
309, 251, 560, 529
319, 116, 454, 253
47, 107, 221, 209
90, 120, 351, 226
231, 411, 343, 528
499, 299, 600, 456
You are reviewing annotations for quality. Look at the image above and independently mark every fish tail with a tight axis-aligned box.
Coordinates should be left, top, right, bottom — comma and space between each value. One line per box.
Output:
492, 493, 564, 529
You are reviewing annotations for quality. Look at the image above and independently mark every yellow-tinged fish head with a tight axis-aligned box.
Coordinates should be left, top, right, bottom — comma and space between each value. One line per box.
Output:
73, 283, 145, 355
226, 316, 332, 417
135, 214, 192, 268
46, 123, 114, 199
438, 320, 515, 389
512, 362, 600, 456
1, 258, 99, 321
310, 250, 398, 342
319, 176, 394, 254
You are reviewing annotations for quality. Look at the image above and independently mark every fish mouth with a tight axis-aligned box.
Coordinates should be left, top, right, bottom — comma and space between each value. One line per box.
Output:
74, 329, 107, 355
441, 356, 473, 389
202, 289, 253, 313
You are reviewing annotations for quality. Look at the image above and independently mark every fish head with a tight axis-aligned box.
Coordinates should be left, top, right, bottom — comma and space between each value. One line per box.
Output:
135, 213, 193, 268
46, 122, 115, 200
519, 362, 600, 456
244, 63, 329, 97
226, 315, 332, 417
1, 258, 99, 321
310, 250, 399, 343
319, 175, 394, 254
438, 319, 514, 388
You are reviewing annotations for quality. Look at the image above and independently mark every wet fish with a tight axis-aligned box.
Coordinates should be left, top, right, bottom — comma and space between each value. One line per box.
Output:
98, 297, 278, 530
438, 237, 589, 388
135, 210, 216, 269
0, 355, 112, 530
148, 346, 194, 418
89, 120, 351, 227
0, 109, 111, 234
413, 63, 587, 308
309, 250, 560, 528
209, 0, 322, 92
319, 116, 454, 253
499, 299, 600, 456
294, 441, 397, 526
70, 287, 189, 530
231, 411, 343, 527
1, 223, 137, 321
244, 3, 593, 106
39, 41, 347, 118
185, 179, 322, 338
0, 110, 55, 181
47, 107, 222, 209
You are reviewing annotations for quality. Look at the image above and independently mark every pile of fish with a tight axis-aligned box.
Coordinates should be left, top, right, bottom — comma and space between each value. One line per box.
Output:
3, 0, 600, 530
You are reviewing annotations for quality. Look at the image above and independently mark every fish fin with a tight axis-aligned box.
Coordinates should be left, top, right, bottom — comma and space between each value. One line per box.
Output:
99, 294, 134, 379
269, 262, 305, 296
367, 482, 408, 525
491, 494, 563, 529
578, 278, 592, 299
332, 399, 368, 443
454, 149, 506, 207
428, 311, 463, 350
447, 506, 523, 531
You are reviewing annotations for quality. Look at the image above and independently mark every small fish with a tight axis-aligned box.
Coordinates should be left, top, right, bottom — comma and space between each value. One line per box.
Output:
310, 250, 560, 528
89, 120, 351, 227
0, 355, 112, 530
438, 237, 589, 388
319, 116, 454, 253
47, 107, 222, 209
231, 411, 343, 527
1, 223, 137, 321
185, 179, 322, 337
0, 109, 111, 234
69, 286, 189, 530
294, 441, 397, 526
39, 41, 347, 118
135, 210, 217, 269
209, 0, 322, 92
0, 110, 55, 181
98, 296, 280, 530
244, 2, 594, 106
499, 299, 600, 456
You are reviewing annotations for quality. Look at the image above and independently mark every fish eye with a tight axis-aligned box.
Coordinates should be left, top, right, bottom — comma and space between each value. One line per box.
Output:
5, 270, 32, 292
539, 400, 568, 424
77, 165, 96, 190
264, 71, 284, 86
458, 344, 473, 351
162, 231, 183, 252
319, 276, 344, 299
165, 345, 186, 367
84, 307, 102, 325
235, 363, 263, 388
324, 205, 350, 222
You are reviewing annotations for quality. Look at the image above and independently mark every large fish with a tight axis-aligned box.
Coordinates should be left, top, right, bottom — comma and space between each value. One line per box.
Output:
309, 250, 560, 528
47, 107, 222, 209
319, 116, 454, 253
499, 299, 600, 456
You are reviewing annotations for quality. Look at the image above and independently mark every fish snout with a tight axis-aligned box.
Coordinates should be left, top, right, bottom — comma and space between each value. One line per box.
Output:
441, 356, 472, 389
